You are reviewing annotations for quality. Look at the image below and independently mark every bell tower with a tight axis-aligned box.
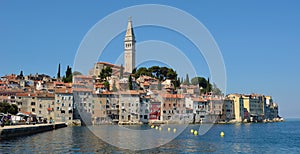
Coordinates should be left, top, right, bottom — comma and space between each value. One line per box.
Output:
124, 17, 136, 73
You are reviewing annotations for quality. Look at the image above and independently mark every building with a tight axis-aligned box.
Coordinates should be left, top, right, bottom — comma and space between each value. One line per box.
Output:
124, 17, 136, 73
223, 99, 235, 122
242, 94, 264, 122
92, 93, 108, 124
139, 95, 150, 123
227, 94, 244, 122
161, 93, 185, 121
54, 87, 73, 124
119, 90, 140, 124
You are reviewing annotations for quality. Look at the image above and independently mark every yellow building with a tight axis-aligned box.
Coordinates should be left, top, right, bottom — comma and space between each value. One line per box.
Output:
227, 94, 244, 122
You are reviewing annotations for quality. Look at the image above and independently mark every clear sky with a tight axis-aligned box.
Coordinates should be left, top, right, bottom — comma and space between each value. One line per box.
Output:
1, 1, 300, 118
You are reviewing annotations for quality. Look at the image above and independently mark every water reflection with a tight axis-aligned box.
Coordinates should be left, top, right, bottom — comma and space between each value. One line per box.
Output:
1, 121, 300, 153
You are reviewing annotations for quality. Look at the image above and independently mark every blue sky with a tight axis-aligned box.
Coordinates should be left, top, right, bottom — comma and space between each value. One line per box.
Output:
1, 1, 300, 118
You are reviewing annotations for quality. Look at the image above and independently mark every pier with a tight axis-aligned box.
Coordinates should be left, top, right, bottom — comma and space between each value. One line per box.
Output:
0, 122, 67, 139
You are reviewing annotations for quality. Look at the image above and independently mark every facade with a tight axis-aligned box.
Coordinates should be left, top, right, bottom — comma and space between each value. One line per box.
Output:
92, 93, 108, 124
149, 100, 161, 122
54, 88, 73, 124
242, 95, 264, 122
227, 94, 244, 122
119, 91, 140, 124
161, 94, 185, 121
139, 95, 150, 123
223, 99, 235, 121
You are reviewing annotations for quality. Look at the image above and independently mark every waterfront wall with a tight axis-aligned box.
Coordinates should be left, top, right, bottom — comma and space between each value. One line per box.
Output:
0, 122, 67, 139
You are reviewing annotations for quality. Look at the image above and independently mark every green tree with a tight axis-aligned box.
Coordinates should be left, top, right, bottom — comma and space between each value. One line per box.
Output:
166, 69, 177, 80
134, 67, 149, 79
128, 75, 133, 90
99, 66, 112, 82
20, 70, 24, 77
57, 63, 61, 79
119, 64, 124, 79
212, 83, 222, 95
112, 80, 117, 92
183, 74, 190, 85
103, 81, 110, 91
0, 102, 18, 114
157, 80, 162, 90
173, 77, 181, 89
73, 71, 82, 76
149, 66, 160, 78
62, 65, 73, 83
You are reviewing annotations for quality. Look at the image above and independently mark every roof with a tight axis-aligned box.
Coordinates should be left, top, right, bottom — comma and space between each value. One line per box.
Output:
161, 93, 185, 99
16, 93, 37, 97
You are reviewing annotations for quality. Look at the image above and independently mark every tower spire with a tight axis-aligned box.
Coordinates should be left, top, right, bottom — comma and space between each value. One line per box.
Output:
125, 16, 135, 40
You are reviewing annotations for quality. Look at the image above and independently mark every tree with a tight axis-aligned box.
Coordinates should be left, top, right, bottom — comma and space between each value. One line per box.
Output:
112, 80, 117, 92
57, 63, 61, 79
73, 71, 82, 76
103, 81, 110, 91
9, 104, 18, 115
157, 80, 162, 90
134, 67, 149, 79
183, 74, 190, 85
0, 102, 18, 114
99, 66, 112, 82
149, 66, 160, 78
128, 75, 133, 90
20, 70, 23, 77
119, 64, 124, 79
62, 65, 73, 83
212, 83, 222, 95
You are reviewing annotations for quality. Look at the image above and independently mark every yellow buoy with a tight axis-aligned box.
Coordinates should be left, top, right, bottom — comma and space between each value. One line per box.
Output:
173, 128, 177, 133
194, 130, 198, 136
167, 128, 171, 132
220, 131, 225, 137
190, 129, 194, 133
159, 127, 162, 131
155, 126, 159, 130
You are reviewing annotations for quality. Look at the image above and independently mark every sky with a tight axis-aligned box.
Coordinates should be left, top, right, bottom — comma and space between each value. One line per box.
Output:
0, 1, 300, 118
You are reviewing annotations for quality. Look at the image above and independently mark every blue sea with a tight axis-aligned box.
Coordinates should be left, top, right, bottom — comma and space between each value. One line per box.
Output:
1, 119, 300, 153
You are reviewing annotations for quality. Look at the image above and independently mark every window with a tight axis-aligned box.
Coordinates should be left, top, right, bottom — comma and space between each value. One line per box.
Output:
32, 108, 35, 112
31, 102, 36, 106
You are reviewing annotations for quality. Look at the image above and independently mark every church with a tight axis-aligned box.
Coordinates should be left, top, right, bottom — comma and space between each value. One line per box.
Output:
90, 17, 136, 77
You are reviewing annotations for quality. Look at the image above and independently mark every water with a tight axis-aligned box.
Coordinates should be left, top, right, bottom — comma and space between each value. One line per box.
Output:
1, 119, 300, 153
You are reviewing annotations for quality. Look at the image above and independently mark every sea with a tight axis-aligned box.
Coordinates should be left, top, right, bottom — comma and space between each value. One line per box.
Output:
1, 119, 300, 154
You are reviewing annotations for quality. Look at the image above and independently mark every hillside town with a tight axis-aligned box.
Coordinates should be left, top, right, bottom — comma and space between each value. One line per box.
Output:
0, 18, 282, 126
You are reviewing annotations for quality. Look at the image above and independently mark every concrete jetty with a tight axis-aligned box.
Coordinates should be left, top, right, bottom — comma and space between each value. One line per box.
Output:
0, 122, 67, 139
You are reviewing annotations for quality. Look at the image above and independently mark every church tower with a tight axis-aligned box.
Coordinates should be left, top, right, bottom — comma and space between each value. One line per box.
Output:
124, 17, 136, 73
